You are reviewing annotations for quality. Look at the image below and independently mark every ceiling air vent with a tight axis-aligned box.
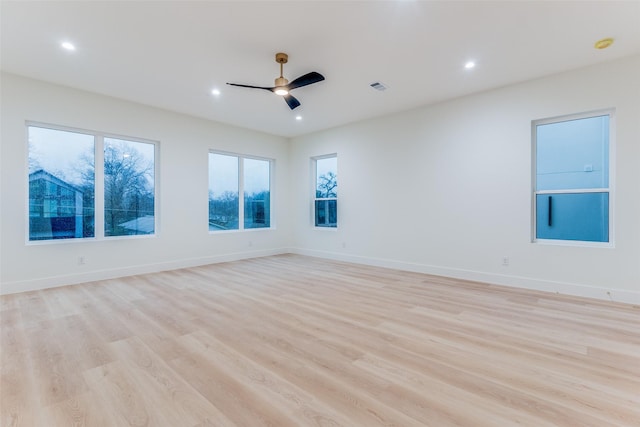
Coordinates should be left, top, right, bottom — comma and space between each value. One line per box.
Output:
370, 82, 387, 91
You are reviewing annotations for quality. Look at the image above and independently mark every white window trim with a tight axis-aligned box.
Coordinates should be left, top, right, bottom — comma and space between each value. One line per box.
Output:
208, 150, 274, 233
531, 109, 615, 248
25, 121, 159, 244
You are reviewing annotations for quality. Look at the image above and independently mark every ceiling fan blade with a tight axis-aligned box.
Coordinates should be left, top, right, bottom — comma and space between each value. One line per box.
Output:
226, 82, 274, 91
287, 72, 325, 91
283, 94, 301, 110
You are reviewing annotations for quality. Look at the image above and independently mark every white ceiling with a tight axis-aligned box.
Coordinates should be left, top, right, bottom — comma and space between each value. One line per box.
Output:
1, 1, 639, 137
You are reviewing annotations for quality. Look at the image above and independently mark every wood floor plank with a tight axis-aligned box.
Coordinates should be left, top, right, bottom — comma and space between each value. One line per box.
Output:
83, 360, 166, 426
169, 351, 301, 427
23, 319, 89, 407
0, 317, 44, 427
1, 254, 639, 426
179, 331, 356, 427
108, 336, 229, 426
42, 390, 121, 427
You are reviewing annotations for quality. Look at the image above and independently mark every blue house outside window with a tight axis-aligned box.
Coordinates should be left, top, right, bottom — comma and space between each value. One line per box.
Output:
533, 112, 612, 243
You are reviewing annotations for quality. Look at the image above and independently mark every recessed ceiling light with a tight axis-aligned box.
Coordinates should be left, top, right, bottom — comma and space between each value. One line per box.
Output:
295, 115, 302, 121
464, 61, 476, 69
211, 88, 221, 96
61, 41, 76, 51
594, 38, 614, 50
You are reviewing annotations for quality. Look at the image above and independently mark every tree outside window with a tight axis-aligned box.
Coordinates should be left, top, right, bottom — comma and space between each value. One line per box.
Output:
104, 138, 155, 236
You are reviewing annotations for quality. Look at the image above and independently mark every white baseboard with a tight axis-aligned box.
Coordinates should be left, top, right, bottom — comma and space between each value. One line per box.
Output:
0, 248, 289, 295
289, 247, 640, 305
3, 247, 638, 305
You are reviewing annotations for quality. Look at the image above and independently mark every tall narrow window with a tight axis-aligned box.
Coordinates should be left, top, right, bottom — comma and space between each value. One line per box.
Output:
209, 152, 272, 232
314, 155, 337, 228
533, 111, 612, 243
244, 158, 271, 229
209, 153, 240, 231
104, 138, 156, 236
28, 126, 95, 241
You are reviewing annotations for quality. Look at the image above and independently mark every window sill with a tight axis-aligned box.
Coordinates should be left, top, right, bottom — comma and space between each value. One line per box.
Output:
313, 226, 338, 231
533, 239, 614, 249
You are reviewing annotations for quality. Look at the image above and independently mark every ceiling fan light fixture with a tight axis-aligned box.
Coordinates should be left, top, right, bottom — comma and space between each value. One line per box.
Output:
274, 87, 289, 96
61, 41, 76, 51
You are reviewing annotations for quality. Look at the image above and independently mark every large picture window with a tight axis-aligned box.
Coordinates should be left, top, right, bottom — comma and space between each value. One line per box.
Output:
533, 111, 612, 243
208, 152, 271, 232
314, 155, 337, 228
27, 124, 157, 242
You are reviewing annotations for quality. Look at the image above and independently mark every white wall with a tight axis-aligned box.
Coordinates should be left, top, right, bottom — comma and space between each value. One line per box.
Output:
289, 56, 640, 304
3, 57, 639, 303
1, 73, 292, 293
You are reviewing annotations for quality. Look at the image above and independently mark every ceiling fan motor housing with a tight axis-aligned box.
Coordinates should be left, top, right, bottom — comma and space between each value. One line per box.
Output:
275, 76, 289, 86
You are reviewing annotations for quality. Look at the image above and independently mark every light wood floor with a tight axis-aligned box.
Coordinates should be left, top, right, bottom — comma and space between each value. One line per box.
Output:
1, 255, 639, 426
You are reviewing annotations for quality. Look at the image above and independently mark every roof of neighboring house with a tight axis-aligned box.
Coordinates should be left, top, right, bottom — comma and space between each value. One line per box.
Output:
119, 216, 155, 234
29, 169, 84, 194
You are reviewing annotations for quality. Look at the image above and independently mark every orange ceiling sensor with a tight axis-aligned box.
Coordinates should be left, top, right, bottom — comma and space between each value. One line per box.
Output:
594, 38, 614, 50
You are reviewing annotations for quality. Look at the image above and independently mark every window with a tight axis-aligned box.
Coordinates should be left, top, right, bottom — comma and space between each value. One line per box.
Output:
28, 126, 95, 240
209, 152, 271, 232
314, 155, 337, 228
104, 138, 156, 236
533, 111, 612, 243
27, 123, 157, 242
209, 153, 239, 231
244, 158, 271, 229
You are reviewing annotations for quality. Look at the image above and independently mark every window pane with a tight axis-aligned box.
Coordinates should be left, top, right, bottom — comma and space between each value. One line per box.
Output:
315, 200, 337, 227
328, 199, 337, 225
28, 126, 95, 240
209, 153, 239, 231
536, 115, 609, 191
244, 158, 270, 229
104, 138, 155, 236
316, 157, 337, 197
536, 192, 609, 242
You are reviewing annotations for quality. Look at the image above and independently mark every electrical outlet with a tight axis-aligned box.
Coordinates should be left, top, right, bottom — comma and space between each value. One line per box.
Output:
342, 242, 346, 248
502, 256, 509, 266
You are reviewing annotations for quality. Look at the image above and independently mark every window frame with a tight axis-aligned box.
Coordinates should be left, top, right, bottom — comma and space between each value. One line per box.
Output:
531, 109, 615, 247
25, 121, 159, 244
312, 153, 338, 229
208, 150, 274, 233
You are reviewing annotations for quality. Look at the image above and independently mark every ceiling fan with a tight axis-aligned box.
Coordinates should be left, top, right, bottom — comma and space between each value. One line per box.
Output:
226, 53, 325, 110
